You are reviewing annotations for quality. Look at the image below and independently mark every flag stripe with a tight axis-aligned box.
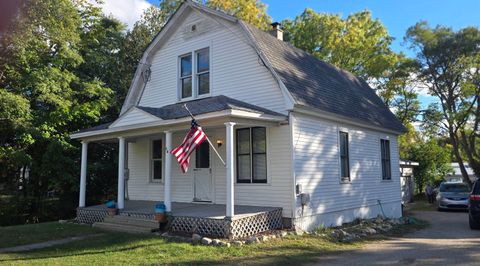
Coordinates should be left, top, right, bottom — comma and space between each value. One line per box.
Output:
171, 125, 207, 173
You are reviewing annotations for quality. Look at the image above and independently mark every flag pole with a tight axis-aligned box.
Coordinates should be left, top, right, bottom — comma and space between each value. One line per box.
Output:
183, 104, 226, 167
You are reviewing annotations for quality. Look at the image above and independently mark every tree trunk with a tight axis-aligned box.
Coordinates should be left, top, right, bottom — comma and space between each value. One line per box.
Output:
450, 131, 472, 186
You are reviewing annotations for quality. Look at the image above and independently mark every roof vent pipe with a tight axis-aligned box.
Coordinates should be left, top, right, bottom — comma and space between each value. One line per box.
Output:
269, 22, 283, 41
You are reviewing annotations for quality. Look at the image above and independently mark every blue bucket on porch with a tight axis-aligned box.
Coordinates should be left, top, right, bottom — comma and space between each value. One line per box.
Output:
105, 200, 116, 209
155, 203, 166, 214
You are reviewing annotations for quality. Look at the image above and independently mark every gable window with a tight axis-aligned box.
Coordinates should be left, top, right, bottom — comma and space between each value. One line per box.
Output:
339, 131, 350, 182
381, 139, 391, 180
180, 54, 192, 98
196, 48, 209, 95
179, 47, 210, 100
151, 139, 163, 181
236, 127, 267, 183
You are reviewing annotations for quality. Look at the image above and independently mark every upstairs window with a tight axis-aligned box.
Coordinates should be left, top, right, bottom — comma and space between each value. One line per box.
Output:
381, 139, 391, 180
196, 48, 210, 95
339, 131, 350, 182
180, 54, 192, 98
179, 47, 210, 100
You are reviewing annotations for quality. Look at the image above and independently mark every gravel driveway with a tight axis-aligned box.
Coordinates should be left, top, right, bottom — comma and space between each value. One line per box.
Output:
315, 211, 480, 266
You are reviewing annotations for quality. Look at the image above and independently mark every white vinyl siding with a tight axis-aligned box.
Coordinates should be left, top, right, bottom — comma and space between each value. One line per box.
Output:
110, 108, 159, 128
138, 9, 287, 114
291, 112, 402, 229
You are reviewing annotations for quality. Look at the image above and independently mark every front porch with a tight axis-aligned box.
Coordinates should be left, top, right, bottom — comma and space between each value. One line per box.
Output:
77, 201, 283, 239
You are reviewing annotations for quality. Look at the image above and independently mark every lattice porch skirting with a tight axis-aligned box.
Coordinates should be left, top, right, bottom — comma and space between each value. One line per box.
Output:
76, 208, 154, 224
170, 208, 283, 239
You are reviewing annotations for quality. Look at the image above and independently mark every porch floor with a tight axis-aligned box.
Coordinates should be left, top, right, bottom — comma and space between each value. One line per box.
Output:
81, 200, 280, 220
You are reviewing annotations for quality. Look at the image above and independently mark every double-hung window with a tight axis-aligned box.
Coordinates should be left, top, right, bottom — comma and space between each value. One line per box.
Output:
381, 139, 391, 180
339, 131, 350, 182
236, 127, 267, 183
196, 48, 209, 95
180, 54, 192, 99
151, 139, 163, 181
179, 47, 209, 100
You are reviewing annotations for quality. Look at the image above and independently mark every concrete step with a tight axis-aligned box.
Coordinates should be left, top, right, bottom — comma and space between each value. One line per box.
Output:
103, 215, 160, 228
93, 222, 155, 234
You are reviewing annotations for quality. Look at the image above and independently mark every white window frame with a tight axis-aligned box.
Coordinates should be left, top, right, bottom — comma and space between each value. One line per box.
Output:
380, 138, 392, 181
177, 47, 211, 101
235, 127, 269, 184
150, 138, 164, 183
195, 47, 210, 97
338, 130, 351, 183
178, 53, 193, 101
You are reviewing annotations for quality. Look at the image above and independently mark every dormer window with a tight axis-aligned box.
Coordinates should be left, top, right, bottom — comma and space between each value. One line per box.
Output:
179, 47, 210, 100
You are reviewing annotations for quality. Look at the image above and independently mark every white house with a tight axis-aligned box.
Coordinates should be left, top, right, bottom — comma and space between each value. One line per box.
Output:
446, 163, 478, 183
71, 1, 406, 236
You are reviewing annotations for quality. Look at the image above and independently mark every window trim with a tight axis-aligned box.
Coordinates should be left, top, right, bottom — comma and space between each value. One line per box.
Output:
150, 138, 164, 183
380, 138, 392, 180
177, 47, 211, 101
235, 127, 268, 184
195, 47, 210, 97
339, 131, 350, 183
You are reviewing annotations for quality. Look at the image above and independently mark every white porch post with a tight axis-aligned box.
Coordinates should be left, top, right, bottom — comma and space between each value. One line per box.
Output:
117, 137, 126, 209
164, 131, 172, 212
79, 141, 88, 208
225, 122, 236, 218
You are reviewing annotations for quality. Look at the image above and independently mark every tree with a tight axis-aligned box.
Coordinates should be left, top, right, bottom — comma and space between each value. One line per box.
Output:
405, 22, 480, 184
282, 9, 398, 82
409, 140, 452, 194
0, 0, 113, 221
207, 0, 271, 30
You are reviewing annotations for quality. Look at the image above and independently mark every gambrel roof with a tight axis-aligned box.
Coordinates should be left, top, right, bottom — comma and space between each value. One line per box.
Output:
119, 0, 406, 134
241, 22, 406, 133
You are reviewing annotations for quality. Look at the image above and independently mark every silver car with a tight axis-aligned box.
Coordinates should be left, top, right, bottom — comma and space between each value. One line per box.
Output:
437, 182, 470, 211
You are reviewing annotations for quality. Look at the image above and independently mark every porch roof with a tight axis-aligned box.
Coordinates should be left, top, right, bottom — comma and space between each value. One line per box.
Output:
70, 96, 287, 141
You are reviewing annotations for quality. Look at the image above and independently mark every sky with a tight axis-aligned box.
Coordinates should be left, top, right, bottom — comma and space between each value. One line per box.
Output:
99, 0, 480, 108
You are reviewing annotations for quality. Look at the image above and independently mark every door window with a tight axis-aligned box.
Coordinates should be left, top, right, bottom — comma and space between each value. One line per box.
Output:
195, 141, 210, 168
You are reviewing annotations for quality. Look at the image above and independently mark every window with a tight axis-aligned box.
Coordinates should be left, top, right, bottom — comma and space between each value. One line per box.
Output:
180, 54, 192, 98
151, 139, 163, 181
196, 48, 209, 95
195, 141, 210, 168
381, 139, 391, 180
178, 47, 210, 100
339, 132, 350, 181
236, 127, 267, 183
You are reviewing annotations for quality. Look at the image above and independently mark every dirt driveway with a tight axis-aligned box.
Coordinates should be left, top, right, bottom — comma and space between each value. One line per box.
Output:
315, 211, 480, 265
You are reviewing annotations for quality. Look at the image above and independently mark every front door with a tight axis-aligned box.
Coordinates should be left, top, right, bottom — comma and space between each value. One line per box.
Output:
193, 141, 212, 202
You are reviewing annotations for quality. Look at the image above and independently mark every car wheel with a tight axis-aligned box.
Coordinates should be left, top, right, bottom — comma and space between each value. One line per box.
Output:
469, 215, 480, 230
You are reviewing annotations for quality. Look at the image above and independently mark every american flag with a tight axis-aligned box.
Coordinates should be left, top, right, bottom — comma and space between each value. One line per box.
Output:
171, 120, 207, 173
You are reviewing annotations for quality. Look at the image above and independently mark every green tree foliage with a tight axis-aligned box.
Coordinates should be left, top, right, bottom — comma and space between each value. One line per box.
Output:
406, 22, 480, 184
408, 140, 452, 194
207, 0, 272, 29
0, 0, 113, 221
282, 9, 398, 82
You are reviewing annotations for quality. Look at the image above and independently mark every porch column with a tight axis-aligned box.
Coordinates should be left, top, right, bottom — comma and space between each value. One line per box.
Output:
225, 122, 236, 218
79, 141, 88, 207
117, 137, 126, 209
164, 131, 172, 212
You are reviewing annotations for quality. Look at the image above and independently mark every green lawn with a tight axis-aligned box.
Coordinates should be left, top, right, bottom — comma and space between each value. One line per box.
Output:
0, 220, 423, 265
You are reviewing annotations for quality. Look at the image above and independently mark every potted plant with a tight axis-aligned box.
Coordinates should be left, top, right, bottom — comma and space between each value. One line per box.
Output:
154, 203, 166, 222
106, 200, 117, 216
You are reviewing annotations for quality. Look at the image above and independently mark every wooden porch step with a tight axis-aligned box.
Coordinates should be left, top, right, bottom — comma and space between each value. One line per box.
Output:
93, 222, 155, 234
103, 215, 160, 228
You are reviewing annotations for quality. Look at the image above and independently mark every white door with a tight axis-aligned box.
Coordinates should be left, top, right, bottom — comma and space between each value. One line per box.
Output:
193, 141, 212, 202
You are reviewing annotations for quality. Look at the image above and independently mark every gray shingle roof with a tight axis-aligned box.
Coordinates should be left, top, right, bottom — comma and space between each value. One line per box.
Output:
242, 22, 406, 133
74, 122, 112, 134
137, 95, 286, 120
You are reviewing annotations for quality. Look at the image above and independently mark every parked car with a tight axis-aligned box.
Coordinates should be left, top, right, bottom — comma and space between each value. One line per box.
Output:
469, 181, 480, 229
436, 182, 470, 211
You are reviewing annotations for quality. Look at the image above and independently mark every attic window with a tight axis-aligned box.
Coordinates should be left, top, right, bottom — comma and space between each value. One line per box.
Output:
178, 47, 210, 100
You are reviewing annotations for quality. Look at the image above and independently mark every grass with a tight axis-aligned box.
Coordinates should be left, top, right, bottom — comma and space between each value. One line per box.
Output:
404, 195, 438, 213
0, 219, 425, 266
